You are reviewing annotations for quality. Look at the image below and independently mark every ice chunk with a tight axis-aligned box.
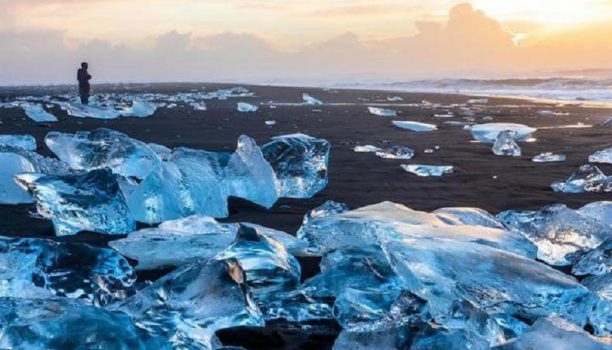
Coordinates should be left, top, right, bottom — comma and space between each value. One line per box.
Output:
368, 107, 397, 117
497, 204, 611, 266
216, 224, 301, 302
262, 133, 330, 199
261, 289, 332, 323
15, 169, 136, 236
582, 274, 612, 336
0, 298, 170, 349
57, 99, 123, 119
190, 101, 208, 111
353, 145, 382, 153
237, 102, 258, 112
492, 130, 521, 156
589, 147, 612, 164
20, 103, 58, 122
333, 328, 405, 350
470, 123, 536, 143
45, 129, 161, 179
533, 152, 566, 162
401, 164, 453, 177
551, 164, 612, 193
382, 237, 590, 325
375, 146, 414, 160
467, 98, 489, 104
303, 93, 323, 105
494, 316, 610, 350
227, 135, 278, 207
391, 120, 437, 132
265, 120, 276, 125
572, 239, 611, 276
116, 259, 264, 349
0, 236, 135, 306
578, 201, 612, 226
298, 202, 537, 258
0, 134, 36, 151
433, 207, 506, 229
121, 99, 157, 117
302, 200, 349, 225
0, 152, 35, 204
0, 144, 71, 175
387, 96, 403, 101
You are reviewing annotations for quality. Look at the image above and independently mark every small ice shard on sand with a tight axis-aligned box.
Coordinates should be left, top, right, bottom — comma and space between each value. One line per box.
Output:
15, 169, 136, 236
467, 98, 489, 104
572, 239, 611, 276
582, 274, 612, 337
302, 200, 349, 225
45, 128, 161, 180
265, 120, 276, 125
20, 103, 58, 122
303, 93, 323, 105
589, 147, 612, 164
494, 315, 610, 350
492, 130, 521, 156
216, 224, 301, 302
354, 145, 382, 153
0, 298, 170, 349
0, 134, 36, 151
0, 152, 35, 204
383, 237, 590, 326
470, 123, 536, 143
0, 236, 135, 306
401, 164, 453, 177
115, 259, 264, 349
532, 152, 566, 162
375, 146, 415, 160
551, 164, 612, 193
121, 99, 157, 117
392, 120, 437, 132
262, 133, 330, 198
497, 204, 611, 266
237, 102, 258, 112
387, 96, 403, 101
368, 107, 397, 117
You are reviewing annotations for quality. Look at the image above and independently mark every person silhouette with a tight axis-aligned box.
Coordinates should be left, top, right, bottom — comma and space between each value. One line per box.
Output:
77, 62, 92, 104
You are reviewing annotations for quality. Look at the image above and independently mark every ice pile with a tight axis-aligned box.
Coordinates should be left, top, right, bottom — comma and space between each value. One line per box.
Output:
533, 152, 566, 162
401, 164, 453, 177
470, 123, 536, 143
368, 107, 397, 117
237, 102, 258, 112
375, 146, 415, 160
589, 147, 612, 164
392, 120, 437, 132
551, 164, 612, 193
492, 130, 521, 156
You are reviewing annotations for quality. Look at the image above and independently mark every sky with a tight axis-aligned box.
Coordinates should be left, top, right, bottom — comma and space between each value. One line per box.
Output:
1, 0, 612, 85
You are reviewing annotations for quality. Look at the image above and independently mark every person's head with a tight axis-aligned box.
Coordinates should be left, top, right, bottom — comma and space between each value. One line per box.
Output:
81, 62, 88, 69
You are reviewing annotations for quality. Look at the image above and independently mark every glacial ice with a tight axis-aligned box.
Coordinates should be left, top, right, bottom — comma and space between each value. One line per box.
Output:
492, 130, 521, 156
401, 164, 453, 177
493, 316, 610, 350
0, 152, 36, 204
589, 147, 612, 164
433, 207, 506, 229
579, 201, 612, 226
120, 99, 157, 118
303, 93, 323, 105
0, 298, 170, 349
0, 134, 36, 151
237, 102, 258, 112
391, 120, 437, 132
572, 239, 611, 276
15, 169, 136, 236
582, 274, 612, 337
262, 133, 330, 198
216, 224, 301, 302
0, 236, 135, 306
551, 164, 612, 193
382, 237, 590, 325
368, 107, 397, 117
532, 152, 566, 162
497, 204, 611, 266
45, 129, 161, 179
332, 328, 404, 350
470, 123, 536, 143
20, 103, 58, 122
353, 145, 382, 153
115, 259, 264, 349
302, 200, 349, 225
375, 146, 415, 160
0, 144, 71, 175
58, 99, 123, 119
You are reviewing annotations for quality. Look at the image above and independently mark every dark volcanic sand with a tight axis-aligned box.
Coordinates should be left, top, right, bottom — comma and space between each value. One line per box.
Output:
1, 83, 611, 349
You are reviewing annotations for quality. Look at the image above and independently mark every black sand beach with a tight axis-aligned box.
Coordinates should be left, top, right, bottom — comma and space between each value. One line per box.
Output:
1, 83, 611, 349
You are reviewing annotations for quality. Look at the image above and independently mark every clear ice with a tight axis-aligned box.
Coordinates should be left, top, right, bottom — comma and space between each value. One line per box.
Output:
470, 123, 536, 143
262, 133, 330, 198
0, 152, 36, 204
532, 152, 566, 162
589, 147, 612, 164
20, 103, 58, 122
582, 274, 612, 337
572, 239, 611, 276
237, 102, 258, 112
551, 164, 612, 193
15, 169, 136, 236
391, 120, 437, 132
353, 145, 382, 153
375, 146, 415, 160
303, 93, 323, 105
368, 107, 397, 117
401, 164, 453, 176
0, 236, 135, 306
492, 130, 521, 156
0, 134, 36, 151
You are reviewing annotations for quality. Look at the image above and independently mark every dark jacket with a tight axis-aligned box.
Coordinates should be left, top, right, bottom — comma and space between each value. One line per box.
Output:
77, 68, 91, 89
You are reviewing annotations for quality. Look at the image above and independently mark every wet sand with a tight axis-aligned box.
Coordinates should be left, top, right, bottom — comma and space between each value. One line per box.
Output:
1, 83, 611, 349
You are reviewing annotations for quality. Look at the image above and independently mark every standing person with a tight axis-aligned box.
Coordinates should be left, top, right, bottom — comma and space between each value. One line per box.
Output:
77, 62, 92, 104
